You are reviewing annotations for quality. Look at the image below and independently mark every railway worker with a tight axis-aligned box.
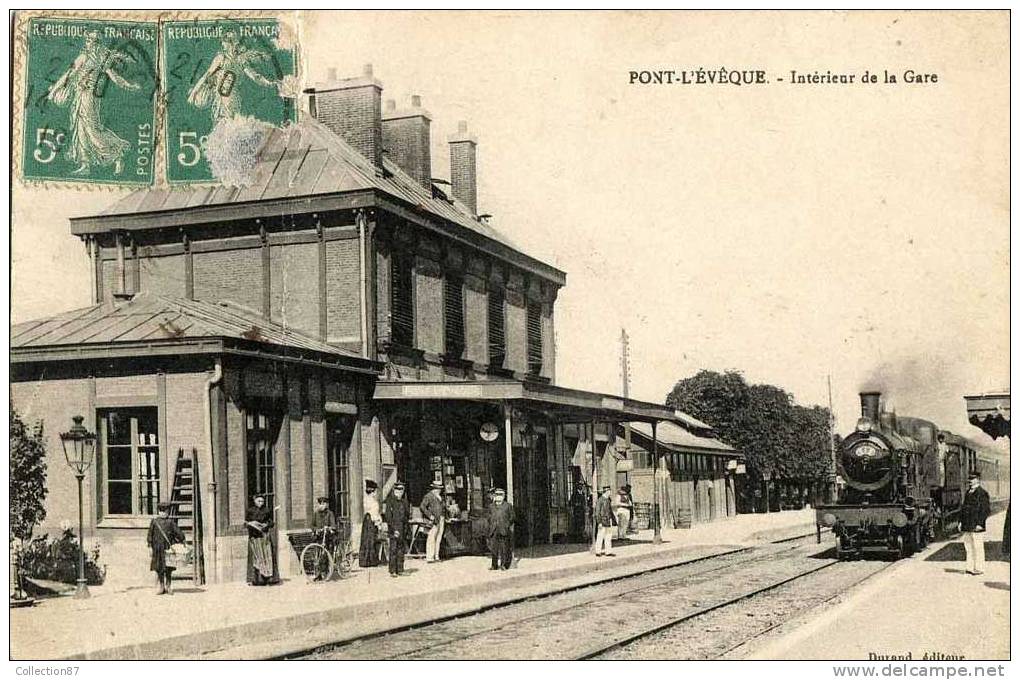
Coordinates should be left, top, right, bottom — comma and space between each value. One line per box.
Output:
960, 471, 991, 575
594, 485, 618, 557
421, 480, 447, 563
613, 485, 634, 539
384, 482, 411, 577
487, 488, 515, 570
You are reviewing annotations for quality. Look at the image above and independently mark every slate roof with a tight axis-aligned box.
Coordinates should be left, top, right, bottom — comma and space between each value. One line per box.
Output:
95, 117, 525, 254
11, 291, 360, 359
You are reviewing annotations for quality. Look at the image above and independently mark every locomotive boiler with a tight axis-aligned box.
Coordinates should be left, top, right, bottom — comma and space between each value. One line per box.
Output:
815, 391, 998, 560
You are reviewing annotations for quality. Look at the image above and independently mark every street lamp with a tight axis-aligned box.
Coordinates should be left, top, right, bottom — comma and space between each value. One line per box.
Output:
59, 416, 96, 599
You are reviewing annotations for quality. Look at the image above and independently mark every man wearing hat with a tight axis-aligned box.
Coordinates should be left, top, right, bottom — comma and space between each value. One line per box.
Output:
594, 485, 618, 556
311, 496, 337, 544
487, 488, 515, 570
147, 502, 186, 595
421, 480, 447, 563
383, 482, 411, 577
961, 471, 991, 575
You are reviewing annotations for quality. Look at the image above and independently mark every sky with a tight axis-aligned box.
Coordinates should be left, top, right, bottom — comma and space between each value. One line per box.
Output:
10, 11, 1010, 451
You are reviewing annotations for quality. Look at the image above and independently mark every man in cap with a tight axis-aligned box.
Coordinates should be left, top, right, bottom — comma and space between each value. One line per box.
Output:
594, 485, 618, 556
487, 488, 515, 570
421, 480, 447, 563
960, 471, 991, 575
383, 482, 411, 577
310, 496, 337, 546
147, 501, 185, 595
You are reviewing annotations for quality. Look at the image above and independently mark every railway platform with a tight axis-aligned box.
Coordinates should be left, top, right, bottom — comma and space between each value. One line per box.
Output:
745, 509, 1011, 660
12, 508, 816, 660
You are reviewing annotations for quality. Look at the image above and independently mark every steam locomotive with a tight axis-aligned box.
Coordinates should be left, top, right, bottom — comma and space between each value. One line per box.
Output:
816, 391, 1006, 560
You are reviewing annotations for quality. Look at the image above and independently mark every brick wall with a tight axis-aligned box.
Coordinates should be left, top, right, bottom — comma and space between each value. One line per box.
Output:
382, 114, 431, 189
450, 140, 477, 214
138, 253, 186, 298
325, 239, 362, 344
289, 416, 307, 523
542, 305, 556, 381
270, 242, 318, 338
314, 84, 382, 167
101, 259, 119, 300
11, 378, 93, 538
164, 371, 208, 463
194, 248, 262, 312
226, 398, 246, 526
415, 260, 444, 354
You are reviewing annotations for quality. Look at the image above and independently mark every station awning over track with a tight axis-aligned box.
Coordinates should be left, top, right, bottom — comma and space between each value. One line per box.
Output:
964, 391, 1010, 440
372, 379, 710, 428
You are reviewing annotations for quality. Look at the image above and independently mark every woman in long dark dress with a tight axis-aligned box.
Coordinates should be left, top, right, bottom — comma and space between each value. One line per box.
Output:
147, 502, 186, 595
358, 480, 382, 567
245, 495, 279, 585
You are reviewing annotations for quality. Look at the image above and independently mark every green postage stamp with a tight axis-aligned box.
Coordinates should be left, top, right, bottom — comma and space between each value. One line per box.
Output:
162, 18, 298, 183
21, 17, 159, 185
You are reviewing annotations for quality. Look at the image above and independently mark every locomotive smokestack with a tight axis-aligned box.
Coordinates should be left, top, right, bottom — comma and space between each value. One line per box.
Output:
860, 391, 881, 423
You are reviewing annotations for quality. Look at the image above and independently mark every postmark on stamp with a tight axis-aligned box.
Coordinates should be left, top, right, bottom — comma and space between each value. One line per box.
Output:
21, 17, 158, 185
162, 18, 298, 184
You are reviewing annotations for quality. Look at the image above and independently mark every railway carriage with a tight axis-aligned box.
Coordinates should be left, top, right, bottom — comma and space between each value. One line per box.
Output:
817, 391, 1006, 560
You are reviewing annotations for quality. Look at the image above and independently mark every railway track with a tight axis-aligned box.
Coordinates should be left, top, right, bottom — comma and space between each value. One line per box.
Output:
294, 531, 895, 661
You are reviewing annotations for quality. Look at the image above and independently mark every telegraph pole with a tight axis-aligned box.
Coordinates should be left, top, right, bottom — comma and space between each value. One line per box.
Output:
827, 374, 837, 503
620, 329, 631, 450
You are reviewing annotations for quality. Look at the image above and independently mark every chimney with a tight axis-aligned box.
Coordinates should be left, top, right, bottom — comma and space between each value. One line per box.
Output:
305, 63, 383, 169
448, 120, 478, 215
382, 94, 433, 190
860, 391, 881, 423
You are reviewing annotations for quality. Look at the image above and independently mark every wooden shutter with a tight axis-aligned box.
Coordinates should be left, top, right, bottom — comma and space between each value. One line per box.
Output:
526, 301, 543, 375
391, 254, 414, 347
444, 275, 465, 357
487, 289, 506, 365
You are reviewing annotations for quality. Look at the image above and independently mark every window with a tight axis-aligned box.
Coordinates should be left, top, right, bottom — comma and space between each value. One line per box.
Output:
487, 288, 506, 366
444, 274, 465, 358
246, 410, 279, 509
98, 408, 160, 516
526, 300, 543, 375
327, 416, 355, 521
391, 252, 414, 348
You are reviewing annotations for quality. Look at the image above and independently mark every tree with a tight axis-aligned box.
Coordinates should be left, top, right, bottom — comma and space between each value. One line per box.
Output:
665, 370, 834, 511
10, 405, 47, 543
10, 405, 47, 601
666, 370, 750, 440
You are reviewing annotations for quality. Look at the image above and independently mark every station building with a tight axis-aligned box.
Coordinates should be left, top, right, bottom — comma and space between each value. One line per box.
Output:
11, 65, 735, 584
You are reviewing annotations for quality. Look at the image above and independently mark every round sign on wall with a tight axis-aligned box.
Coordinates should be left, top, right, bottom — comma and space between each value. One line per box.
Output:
479, 422, 499, 442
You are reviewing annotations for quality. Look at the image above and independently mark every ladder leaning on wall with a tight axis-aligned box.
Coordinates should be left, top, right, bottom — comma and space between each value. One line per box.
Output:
168, 447, 205, 585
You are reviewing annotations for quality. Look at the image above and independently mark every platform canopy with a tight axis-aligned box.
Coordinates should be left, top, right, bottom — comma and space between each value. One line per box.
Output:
372, 379, 710, 428
964, 391, 1010, 440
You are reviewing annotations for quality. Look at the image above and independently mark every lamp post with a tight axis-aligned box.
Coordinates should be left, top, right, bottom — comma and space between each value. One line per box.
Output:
59, 416, 96, 599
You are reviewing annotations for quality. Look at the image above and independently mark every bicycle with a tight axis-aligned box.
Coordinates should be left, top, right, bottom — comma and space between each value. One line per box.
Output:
300, 519, 353, 583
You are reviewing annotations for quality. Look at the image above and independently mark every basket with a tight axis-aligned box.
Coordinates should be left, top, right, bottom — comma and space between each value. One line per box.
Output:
165, 545, 190, 570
